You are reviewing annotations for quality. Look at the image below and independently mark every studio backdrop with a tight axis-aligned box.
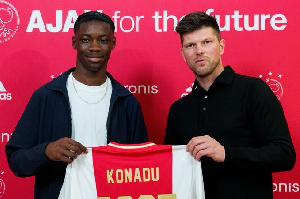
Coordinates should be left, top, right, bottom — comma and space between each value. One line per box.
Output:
0, 0, 299, 198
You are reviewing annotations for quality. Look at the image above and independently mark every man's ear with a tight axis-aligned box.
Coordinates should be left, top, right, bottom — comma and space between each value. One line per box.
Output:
72, 36, 76, 50
220, 39, 225, 56
181, 48, 186, 62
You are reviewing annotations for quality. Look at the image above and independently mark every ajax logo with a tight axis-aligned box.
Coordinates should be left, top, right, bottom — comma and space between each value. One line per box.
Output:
259, 72, 283, 100
0, 171, 5, 198
0, 0, 19, 43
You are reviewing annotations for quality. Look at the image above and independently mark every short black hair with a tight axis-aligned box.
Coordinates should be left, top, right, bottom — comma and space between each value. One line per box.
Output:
176, 11, 220, 44
74, 11, 115, 34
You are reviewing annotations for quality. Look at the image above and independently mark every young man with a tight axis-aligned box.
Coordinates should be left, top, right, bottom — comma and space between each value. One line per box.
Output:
6, 11, 148, 199
164, 11, 296, 199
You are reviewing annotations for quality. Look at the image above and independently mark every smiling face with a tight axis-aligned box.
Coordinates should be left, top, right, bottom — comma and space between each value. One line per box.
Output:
72, 20, 116, 73
181, 27, 225, 80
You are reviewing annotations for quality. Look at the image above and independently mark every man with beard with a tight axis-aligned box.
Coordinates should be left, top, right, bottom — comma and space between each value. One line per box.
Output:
164, 11, 295, 199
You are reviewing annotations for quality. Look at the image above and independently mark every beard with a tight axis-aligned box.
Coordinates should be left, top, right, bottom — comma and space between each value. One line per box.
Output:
191, 59, 221, 78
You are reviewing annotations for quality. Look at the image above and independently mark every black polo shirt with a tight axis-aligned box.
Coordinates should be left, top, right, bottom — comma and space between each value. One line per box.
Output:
164, 65, 295, 199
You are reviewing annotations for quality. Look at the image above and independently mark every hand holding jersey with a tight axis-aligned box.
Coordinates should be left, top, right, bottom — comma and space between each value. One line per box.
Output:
45, 137, 88, 164
186, 135, 225, 162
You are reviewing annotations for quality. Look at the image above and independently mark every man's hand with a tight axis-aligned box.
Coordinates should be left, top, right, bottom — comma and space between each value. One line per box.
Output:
186, 135, 225, 162
45, 137, 88, 164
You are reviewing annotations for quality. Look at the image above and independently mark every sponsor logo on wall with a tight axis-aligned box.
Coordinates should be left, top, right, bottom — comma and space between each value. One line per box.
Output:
1, 132, 11, 143
273, 182, 300, 193
181, 83, 193, 98
0, 171, 5, 198
124, 85, 158, 95
0, 81, 12, 100
259, 71, 283, 100
0, 81, 5, 92
0, 0, 19, 43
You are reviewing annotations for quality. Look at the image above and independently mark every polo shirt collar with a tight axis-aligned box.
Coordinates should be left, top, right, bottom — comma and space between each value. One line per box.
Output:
192, 65, 235, 91
215, 65, 235, 85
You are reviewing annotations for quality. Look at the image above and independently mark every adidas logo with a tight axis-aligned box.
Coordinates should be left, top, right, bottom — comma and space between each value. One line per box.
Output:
0, 81, 12, 100
0, 81, 6, 92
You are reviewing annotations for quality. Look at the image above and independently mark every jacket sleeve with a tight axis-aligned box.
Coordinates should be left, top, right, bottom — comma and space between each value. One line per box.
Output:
128, 97, 149, 143
224, 79, 296, 172
5, 90, 52, 177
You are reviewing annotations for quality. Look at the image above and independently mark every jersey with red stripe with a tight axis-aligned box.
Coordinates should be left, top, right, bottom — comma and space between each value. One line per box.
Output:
58, 142, 205, 199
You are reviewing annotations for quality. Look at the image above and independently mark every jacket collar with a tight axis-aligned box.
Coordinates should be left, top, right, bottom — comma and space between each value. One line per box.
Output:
45, 67, 132, 97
